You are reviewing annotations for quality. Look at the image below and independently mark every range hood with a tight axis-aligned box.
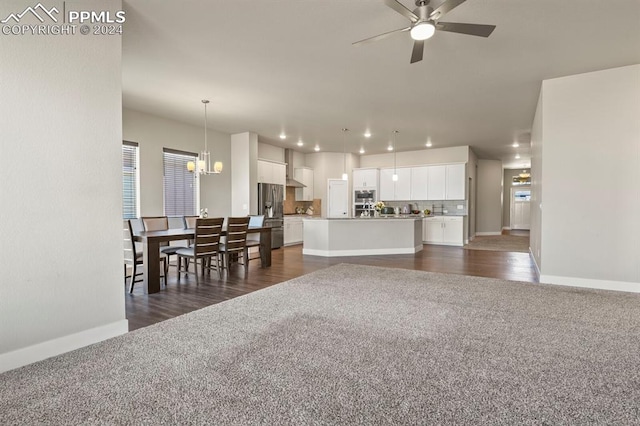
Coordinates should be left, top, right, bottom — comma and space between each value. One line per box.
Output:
284, 149, 306, 188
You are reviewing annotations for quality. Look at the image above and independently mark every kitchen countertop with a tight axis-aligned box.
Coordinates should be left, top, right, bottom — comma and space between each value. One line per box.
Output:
303, 214, 466, 220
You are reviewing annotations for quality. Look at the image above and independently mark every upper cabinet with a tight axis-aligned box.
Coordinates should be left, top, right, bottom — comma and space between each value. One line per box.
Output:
294, 167, 314, 201
380, 167, 411, 201
427, 165, 446, 200
445, 163, 465, 200
352, 168, 379, 190
410, 166, 429, 200
380, 163, 466, 202
257, 159, 286, 188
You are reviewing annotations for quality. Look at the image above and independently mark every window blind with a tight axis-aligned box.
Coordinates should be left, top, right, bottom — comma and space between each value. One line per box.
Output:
122, 141, 139, 219
163, 149, 198, 216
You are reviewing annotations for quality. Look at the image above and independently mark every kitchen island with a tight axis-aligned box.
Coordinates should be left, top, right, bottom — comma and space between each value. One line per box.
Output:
302, 217, 423, 257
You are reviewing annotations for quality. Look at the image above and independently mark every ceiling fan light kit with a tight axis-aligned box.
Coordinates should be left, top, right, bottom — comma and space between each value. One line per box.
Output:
410, 21, 435, 40
354, 0, 496, 64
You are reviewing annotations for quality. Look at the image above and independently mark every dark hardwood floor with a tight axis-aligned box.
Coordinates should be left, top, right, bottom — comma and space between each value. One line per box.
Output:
126, 233, 536, 331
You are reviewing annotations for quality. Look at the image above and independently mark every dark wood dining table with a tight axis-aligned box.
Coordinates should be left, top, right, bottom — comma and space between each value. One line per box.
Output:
133, 226, 272, 294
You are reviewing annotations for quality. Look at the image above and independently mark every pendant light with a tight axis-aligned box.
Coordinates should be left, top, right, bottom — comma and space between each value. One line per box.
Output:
187, 100, 223, 175
341, 128, 349, 180
392, 130, 399, 181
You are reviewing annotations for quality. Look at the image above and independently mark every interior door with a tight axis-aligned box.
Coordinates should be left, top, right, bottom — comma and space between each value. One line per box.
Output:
511, 188, 531, 230
328, 179, 349, 218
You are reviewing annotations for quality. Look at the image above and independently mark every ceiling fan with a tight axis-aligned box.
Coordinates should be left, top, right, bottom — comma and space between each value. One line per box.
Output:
353, 0, 496, 64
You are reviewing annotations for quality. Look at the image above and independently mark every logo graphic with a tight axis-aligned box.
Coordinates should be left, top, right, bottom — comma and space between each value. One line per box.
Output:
1, 2, 59, 24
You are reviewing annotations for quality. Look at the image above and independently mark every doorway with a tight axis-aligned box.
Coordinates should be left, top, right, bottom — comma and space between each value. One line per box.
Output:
510, 188, 531, 230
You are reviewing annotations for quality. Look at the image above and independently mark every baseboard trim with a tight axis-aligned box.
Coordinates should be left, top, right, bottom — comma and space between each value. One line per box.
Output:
475, 232, 502, 236
303, 245, 423, 257
502, 226, 511, 230
530, 249, 541, 279
539, 275, 640, 293
0, 319, 128, 373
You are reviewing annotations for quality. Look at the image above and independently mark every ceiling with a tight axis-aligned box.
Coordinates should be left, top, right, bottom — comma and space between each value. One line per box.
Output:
121, 0, 640, 168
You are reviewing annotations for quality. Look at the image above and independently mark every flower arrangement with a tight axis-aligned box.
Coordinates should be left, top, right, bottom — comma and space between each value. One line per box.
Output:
374, 201, 385, 212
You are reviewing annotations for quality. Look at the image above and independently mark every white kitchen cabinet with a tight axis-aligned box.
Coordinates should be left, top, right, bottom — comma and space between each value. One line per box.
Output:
294, 167, 314, 201
257, 160, 286, 186
379, 167, 411, 201
284, 216, 303, 245
445, 163, 465, 200
426, 164, 465, 201
352, 168, 379, 190
410, 166, 429, 200
423, 216, 463, 246
379, 168, 395, 201
427, 165, 446, 200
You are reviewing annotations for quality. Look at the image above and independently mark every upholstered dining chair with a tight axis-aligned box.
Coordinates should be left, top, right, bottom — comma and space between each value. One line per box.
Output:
245, 215, 265, 262
141, 216, 186, 272
176, 217, 224, 283
219, 216, 250, 275
124, 219, 167, 293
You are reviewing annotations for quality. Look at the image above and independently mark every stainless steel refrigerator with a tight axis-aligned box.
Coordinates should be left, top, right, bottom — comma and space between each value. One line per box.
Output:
257, 183, 284, 249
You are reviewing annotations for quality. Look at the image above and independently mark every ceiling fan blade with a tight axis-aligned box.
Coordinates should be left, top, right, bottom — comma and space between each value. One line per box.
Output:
384, 0, 419, 23
410, 40, 424, 63
436, 22, 496, 37
430, 0, 467, 20
352, 26, 411, 46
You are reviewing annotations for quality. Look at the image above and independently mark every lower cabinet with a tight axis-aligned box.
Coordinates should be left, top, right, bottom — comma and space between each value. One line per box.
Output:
423, 216, 463, 246
284, 216, 303, 245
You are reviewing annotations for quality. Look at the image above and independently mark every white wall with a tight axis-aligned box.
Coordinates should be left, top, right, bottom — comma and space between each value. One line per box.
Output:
530, 90, 543, 268
360, 146, 469, 168
476, 160, 503, 234
122, 109, 232, 219
0, 0, 127, 372
257, 142, 284, 163
538, 65, 640, 289
231, 132, 258, 216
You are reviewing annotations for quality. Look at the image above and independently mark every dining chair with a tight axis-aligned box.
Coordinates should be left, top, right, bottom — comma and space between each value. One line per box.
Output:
176, 217, 224, 283
245, 215, 265, 262
219, 216, 250, 275
124, 219, 167, 293
141, 216, 186, 272
183, 215, 199, 248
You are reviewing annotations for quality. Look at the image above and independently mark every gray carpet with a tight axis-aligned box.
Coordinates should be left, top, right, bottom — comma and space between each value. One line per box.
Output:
2, 264, 640, 424
464, 234, 530, 253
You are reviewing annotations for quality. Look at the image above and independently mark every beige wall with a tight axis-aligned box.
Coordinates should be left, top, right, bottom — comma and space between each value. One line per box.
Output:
360, 146, 469, 168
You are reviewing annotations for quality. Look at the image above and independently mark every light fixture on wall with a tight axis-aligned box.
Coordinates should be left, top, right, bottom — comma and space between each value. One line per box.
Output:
187, 100, 223, 175
392, 130, 399, 181
342, 128, 349, 180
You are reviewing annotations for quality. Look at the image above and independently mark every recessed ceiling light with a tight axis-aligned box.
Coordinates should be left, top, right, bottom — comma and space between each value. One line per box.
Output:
359, 147, 365, 154
387, 145, 393, 151
297, 140, 303, 147
425, 141, 432, 148
512, 142, 519, 148
279, 133, 286, 140
515, 154, 521, 159
364, 131, 371, 138
314, 145, 320, 152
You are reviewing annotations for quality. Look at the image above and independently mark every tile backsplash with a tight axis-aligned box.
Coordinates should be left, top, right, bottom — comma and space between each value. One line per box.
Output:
284, 187, 321, 215
382, 200, 467, 215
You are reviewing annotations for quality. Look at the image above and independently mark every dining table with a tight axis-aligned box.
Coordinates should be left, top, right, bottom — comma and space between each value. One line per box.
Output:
133, 225, 272, 294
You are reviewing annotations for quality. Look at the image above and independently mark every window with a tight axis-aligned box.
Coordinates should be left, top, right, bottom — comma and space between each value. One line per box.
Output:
163, 148, 198, 216
122, 141, 139, 219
